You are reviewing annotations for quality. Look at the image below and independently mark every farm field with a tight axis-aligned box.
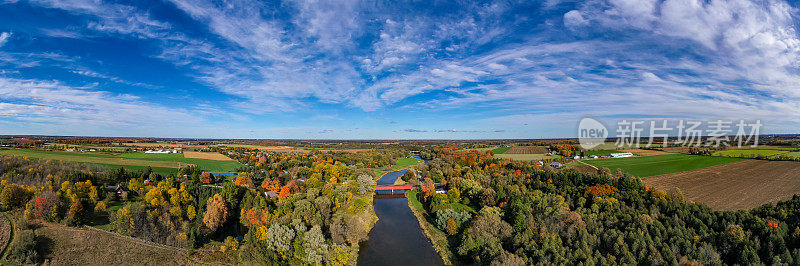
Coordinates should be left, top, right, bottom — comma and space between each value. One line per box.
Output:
491, 146, 510, 154
505, 146, 549, 154
642, 160, 800, 210
0, 149, 243, 173
181, 151, 234, 161
495, 153, 557, 161
712, 149, 788, 158
582, 154, 743, 177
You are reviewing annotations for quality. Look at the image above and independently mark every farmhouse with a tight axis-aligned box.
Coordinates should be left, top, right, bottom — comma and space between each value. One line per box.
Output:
610, 152, 633, 158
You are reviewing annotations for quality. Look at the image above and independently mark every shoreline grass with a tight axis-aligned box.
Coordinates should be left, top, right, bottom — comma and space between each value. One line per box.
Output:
405, 190, 453, 265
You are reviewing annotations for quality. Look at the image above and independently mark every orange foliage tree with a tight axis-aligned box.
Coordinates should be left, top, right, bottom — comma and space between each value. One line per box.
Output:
203, 194, 228, 232
585, 184, 618, 197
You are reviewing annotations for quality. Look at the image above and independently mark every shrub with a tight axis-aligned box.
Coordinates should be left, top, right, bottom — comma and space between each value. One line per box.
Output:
11, 230, 39, 264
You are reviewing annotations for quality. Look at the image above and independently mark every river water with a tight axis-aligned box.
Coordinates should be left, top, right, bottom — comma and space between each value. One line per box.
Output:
357, 169, 443, 266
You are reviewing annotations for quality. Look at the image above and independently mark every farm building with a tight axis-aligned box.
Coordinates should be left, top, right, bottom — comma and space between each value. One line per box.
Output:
610, 152, 634, 158
145, 149, 178, 154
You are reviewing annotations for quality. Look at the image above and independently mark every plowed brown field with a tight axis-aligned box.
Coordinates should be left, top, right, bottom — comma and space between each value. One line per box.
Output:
506, 146, 549, 154
642, 160, 800, 211
183, 151, 234, 161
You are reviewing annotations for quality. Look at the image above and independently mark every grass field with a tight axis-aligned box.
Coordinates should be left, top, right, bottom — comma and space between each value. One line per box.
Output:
494, 153, 557, 161
374, 157, 423, 178
780, 152, 800, 159
491, 146, 510, 154
712, 149, 788, 158
37, 223, 194, 265
0, 149, 243, 174
582, 154, 743, 177
642, 160, 800, 210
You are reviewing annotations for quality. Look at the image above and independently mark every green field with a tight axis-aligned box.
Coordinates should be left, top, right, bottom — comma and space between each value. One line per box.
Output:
494, 153, 557, 161
491, 146, 510, 154
374, 157, 424, 178
114, 152, 243, 171
0, 149, 243, 174
712, 149, 788, 158
582, 154, 743, 177
779, 152, 800, 159
583, 149, 619, 157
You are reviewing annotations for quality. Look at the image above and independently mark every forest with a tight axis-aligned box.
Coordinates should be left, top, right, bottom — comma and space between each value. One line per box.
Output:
0, 146, 405, 265
410, 148, 800, 265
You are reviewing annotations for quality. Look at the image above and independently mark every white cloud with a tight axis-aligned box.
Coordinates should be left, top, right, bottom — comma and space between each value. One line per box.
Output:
0, 32, 11, 47
563, 10, 588, 28
30, 0, 172, 39
0, 77, 219, 136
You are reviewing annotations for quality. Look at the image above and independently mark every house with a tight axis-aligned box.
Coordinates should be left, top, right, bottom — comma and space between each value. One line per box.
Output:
264, 190, 279, 199
106, 185, 128, 200
549, 162, 562, 168
610, 152, 634, 158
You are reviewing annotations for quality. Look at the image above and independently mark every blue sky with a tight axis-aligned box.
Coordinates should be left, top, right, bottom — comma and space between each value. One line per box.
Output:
0, 0, 799, 139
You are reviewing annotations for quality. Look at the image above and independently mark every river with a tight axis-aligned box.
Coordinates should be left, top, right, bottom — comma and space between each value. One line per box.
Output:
357, 169, 443, 266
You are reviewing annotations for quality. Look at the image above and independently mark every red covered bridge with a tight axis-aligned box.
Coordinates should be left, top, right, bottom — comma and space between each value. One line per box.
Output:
375, 185, 413, 191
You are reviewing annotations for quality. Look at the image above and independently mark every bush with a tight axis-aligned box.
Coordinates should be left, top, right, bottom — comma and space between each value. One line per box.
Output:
434, 209, 470, 232
11, 230, 40, 264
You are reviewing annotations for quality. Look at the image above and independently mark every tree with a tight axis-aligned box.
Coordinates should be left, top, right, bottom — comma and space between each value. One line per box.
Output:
355, 175, 375, 195
302, 225, 328, 264
203, 194, 228, 232
261, 178, 280, 192
265, 223, 295, 252
187, 205, 196, 221
200, 172, 215, 184
446, 218, 458, 235
0, 184, 32, 209
235, 175, 253, 188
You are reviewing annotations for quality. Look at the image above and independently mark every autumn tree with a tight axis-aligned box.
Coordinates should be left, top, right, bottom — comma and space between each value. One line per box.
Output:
355, 175, 375, 196
200, 172, 215, 184
203, 194, 228, 232
0, 184, 32, 209
261, 178, 280, 191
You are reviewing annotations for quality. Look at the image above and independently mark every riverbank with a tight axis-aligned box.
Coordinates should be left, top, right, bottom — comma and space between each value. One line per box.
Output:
374, 157, 423, 179
405, 190, 454, 265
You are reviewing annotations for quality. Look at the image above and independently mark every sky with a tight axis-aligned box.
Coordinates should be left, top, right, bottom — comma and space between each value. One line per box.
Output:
0, 0, 799, 139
